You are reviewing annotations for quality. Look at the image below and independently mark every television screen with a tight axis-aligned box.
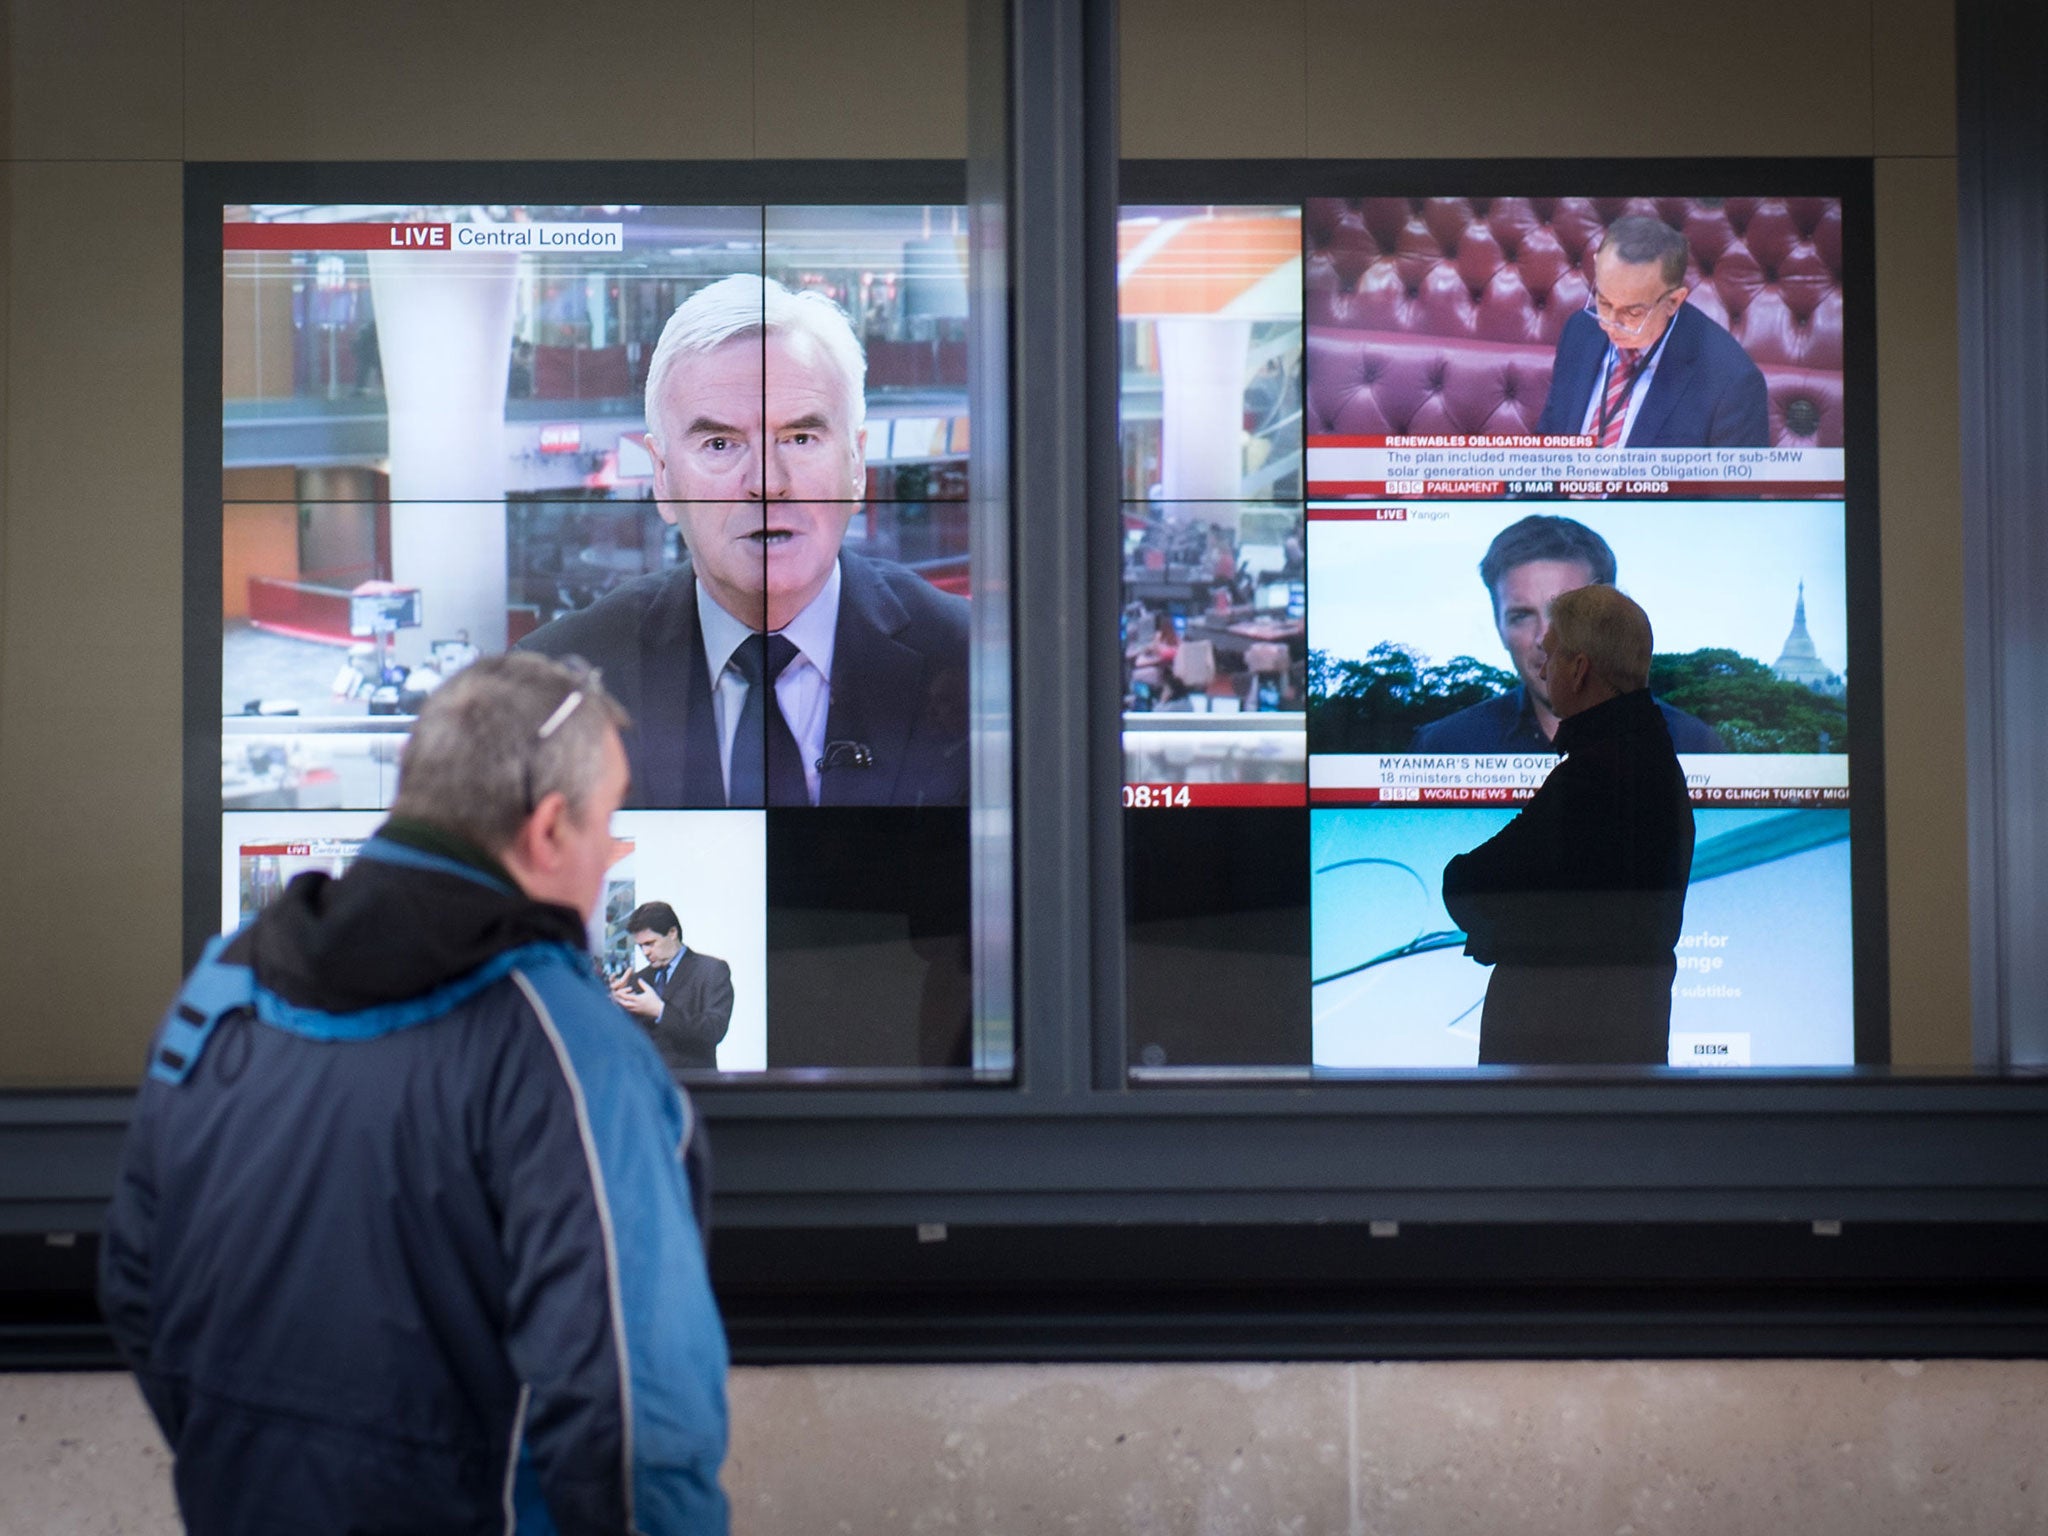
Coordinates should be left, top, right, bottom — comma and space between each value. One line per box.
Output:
1121, 180, 1871, 1073
214, 194, 993, 1082
1309, 807, 1853, 1068
1118, 205, 1308, 804
1305, 499, 1849, 806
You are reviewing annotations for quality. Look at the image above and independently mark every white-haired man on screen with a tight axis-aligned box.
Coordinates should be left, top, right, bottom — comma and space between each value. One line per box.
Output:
520, 274, 969, 809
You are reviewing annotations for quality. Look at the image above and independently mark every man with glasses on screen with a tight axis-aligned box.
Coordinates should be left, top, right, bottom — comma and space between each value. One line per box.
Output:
1409, 514, 1725, 754
520, 273, 970, 809
102, 654, 730, 1534
1534, 215, 1769, 449
1442, 585, 1697, 1066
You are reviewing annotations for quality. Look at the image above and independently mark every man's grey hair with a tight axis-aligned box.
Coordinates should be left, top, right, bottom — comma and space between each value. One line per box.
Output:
1547, 584, 1654, 694
1599, 215, 1690, 289
642, 273, 868, 446
392, 653, 630, 855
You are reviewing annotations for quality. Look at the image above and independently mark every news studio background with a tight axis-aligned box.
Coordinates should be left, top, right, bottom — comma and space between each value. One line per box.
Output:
218, 201, 985, 1080
1120, 194, 1857, 1075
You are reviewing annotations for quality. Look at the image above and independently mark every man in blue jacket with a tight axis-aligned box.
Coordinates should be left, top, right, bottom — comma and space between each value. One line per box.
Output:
101, 654, 729, 1534
1534, 214, 1770, 449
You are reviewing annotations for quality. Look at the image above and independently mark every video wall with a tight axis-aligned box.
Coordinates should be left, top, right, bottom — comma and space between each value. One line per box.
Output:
197, 175, 1875, 1087
1120, 188, 1872, 1072
213, 196, 995, 1081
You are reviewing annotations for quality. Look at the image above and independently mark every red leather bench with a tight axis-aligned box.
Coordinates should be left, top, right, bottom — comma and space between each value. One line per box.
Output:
1304, 196, 1844, 447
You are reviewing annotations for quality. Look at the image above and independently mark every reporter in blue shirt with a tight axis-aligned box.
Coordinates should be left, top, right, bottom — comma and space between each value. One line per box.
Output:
1410, 514, 1725, 754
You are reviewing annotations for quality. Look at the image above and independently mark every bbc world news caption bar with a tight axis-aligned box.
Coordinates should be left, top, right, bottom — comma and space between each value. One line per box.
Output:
1307, 435, 1845, 500
1309, 753, 1850, 807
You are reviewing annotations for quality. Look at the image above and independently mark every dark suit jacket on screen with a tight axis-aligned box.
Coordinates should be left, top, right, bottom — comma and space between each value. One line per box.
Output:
1534, 304, 1770, 449
518, 548, 969, 808
632, 949, 734, 1074
1410, 685, 1727, 755
1440, 688, 1696, 1067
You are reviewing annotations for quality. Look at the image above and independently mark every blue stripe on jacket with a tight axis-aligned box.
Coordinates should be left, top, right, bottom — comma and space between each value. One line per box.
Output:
511, 952, 730, 1536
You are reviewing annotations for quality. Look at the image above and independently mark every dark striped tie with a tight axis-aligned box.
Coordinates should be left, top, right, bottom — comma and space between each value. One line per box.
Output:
1596, 347, 1646, 447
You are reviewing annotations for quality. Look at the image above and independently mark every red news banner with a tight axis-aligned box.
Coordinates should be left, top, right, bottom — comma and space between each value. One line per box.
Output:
1122, 782, 1306, 809
1306, 434, 1845, 501
225, 224, 453, 250
223, 222, 624, 252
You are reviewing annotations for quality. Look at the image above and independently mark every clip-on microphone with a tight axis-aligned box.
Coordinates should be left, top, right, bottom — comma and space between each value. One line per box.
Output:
817, 740, 874, 771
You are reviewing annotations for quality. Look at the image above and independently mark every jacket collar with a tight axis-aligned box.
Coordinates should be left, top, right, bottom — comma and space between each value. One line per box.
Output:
378, 815, 518, 892
1553, 686, 1662, 754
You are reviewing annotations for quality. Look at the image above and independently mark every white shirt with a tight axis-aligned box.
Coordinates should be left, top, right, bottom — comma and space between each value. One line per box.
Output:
695, 561, 841, 806
1576, 314, 1676, 446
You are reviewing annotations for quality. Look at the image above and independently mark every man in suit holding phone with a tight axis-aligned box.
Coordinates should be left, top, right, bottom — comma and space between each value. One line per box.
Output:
613, 900, 734, 1074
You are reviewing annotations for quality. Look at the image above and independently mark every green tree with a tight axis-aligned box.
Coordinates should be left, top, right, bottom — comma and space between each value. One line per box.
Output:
1648, 648, 1847, 752
1308, 643, 1517, 753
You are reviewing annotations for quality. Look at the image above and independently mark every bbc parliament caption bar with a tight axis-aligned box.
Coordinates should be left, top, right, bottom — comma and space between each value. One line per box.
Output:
1305, 436, 1845, 500
223, 222, 624, 252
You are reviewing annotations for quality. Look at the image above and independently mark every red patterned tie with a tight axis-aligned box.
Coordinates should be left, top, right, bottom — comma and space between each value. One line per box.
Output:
1596, 347, 1644, 447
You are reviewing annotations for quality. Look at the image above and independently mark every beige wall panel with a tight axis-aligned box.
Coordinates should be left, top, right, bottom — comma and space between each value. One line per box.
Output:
752, 0, 966, 158
1344, 1358, 2048, 1532
1874, 155, 1969, 1066
727, 1361, 1354, 1532
183, 0, 754, 162
18, 1360, 2048, 1535
0, 5, 1975, 1085
1304, 0, 1875, 159
5, 0, 184, 160
0, 162, 183, 1087
1, 162, 10, 616
1874, 0, 1957, 158
1120, 0, 1308, 159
